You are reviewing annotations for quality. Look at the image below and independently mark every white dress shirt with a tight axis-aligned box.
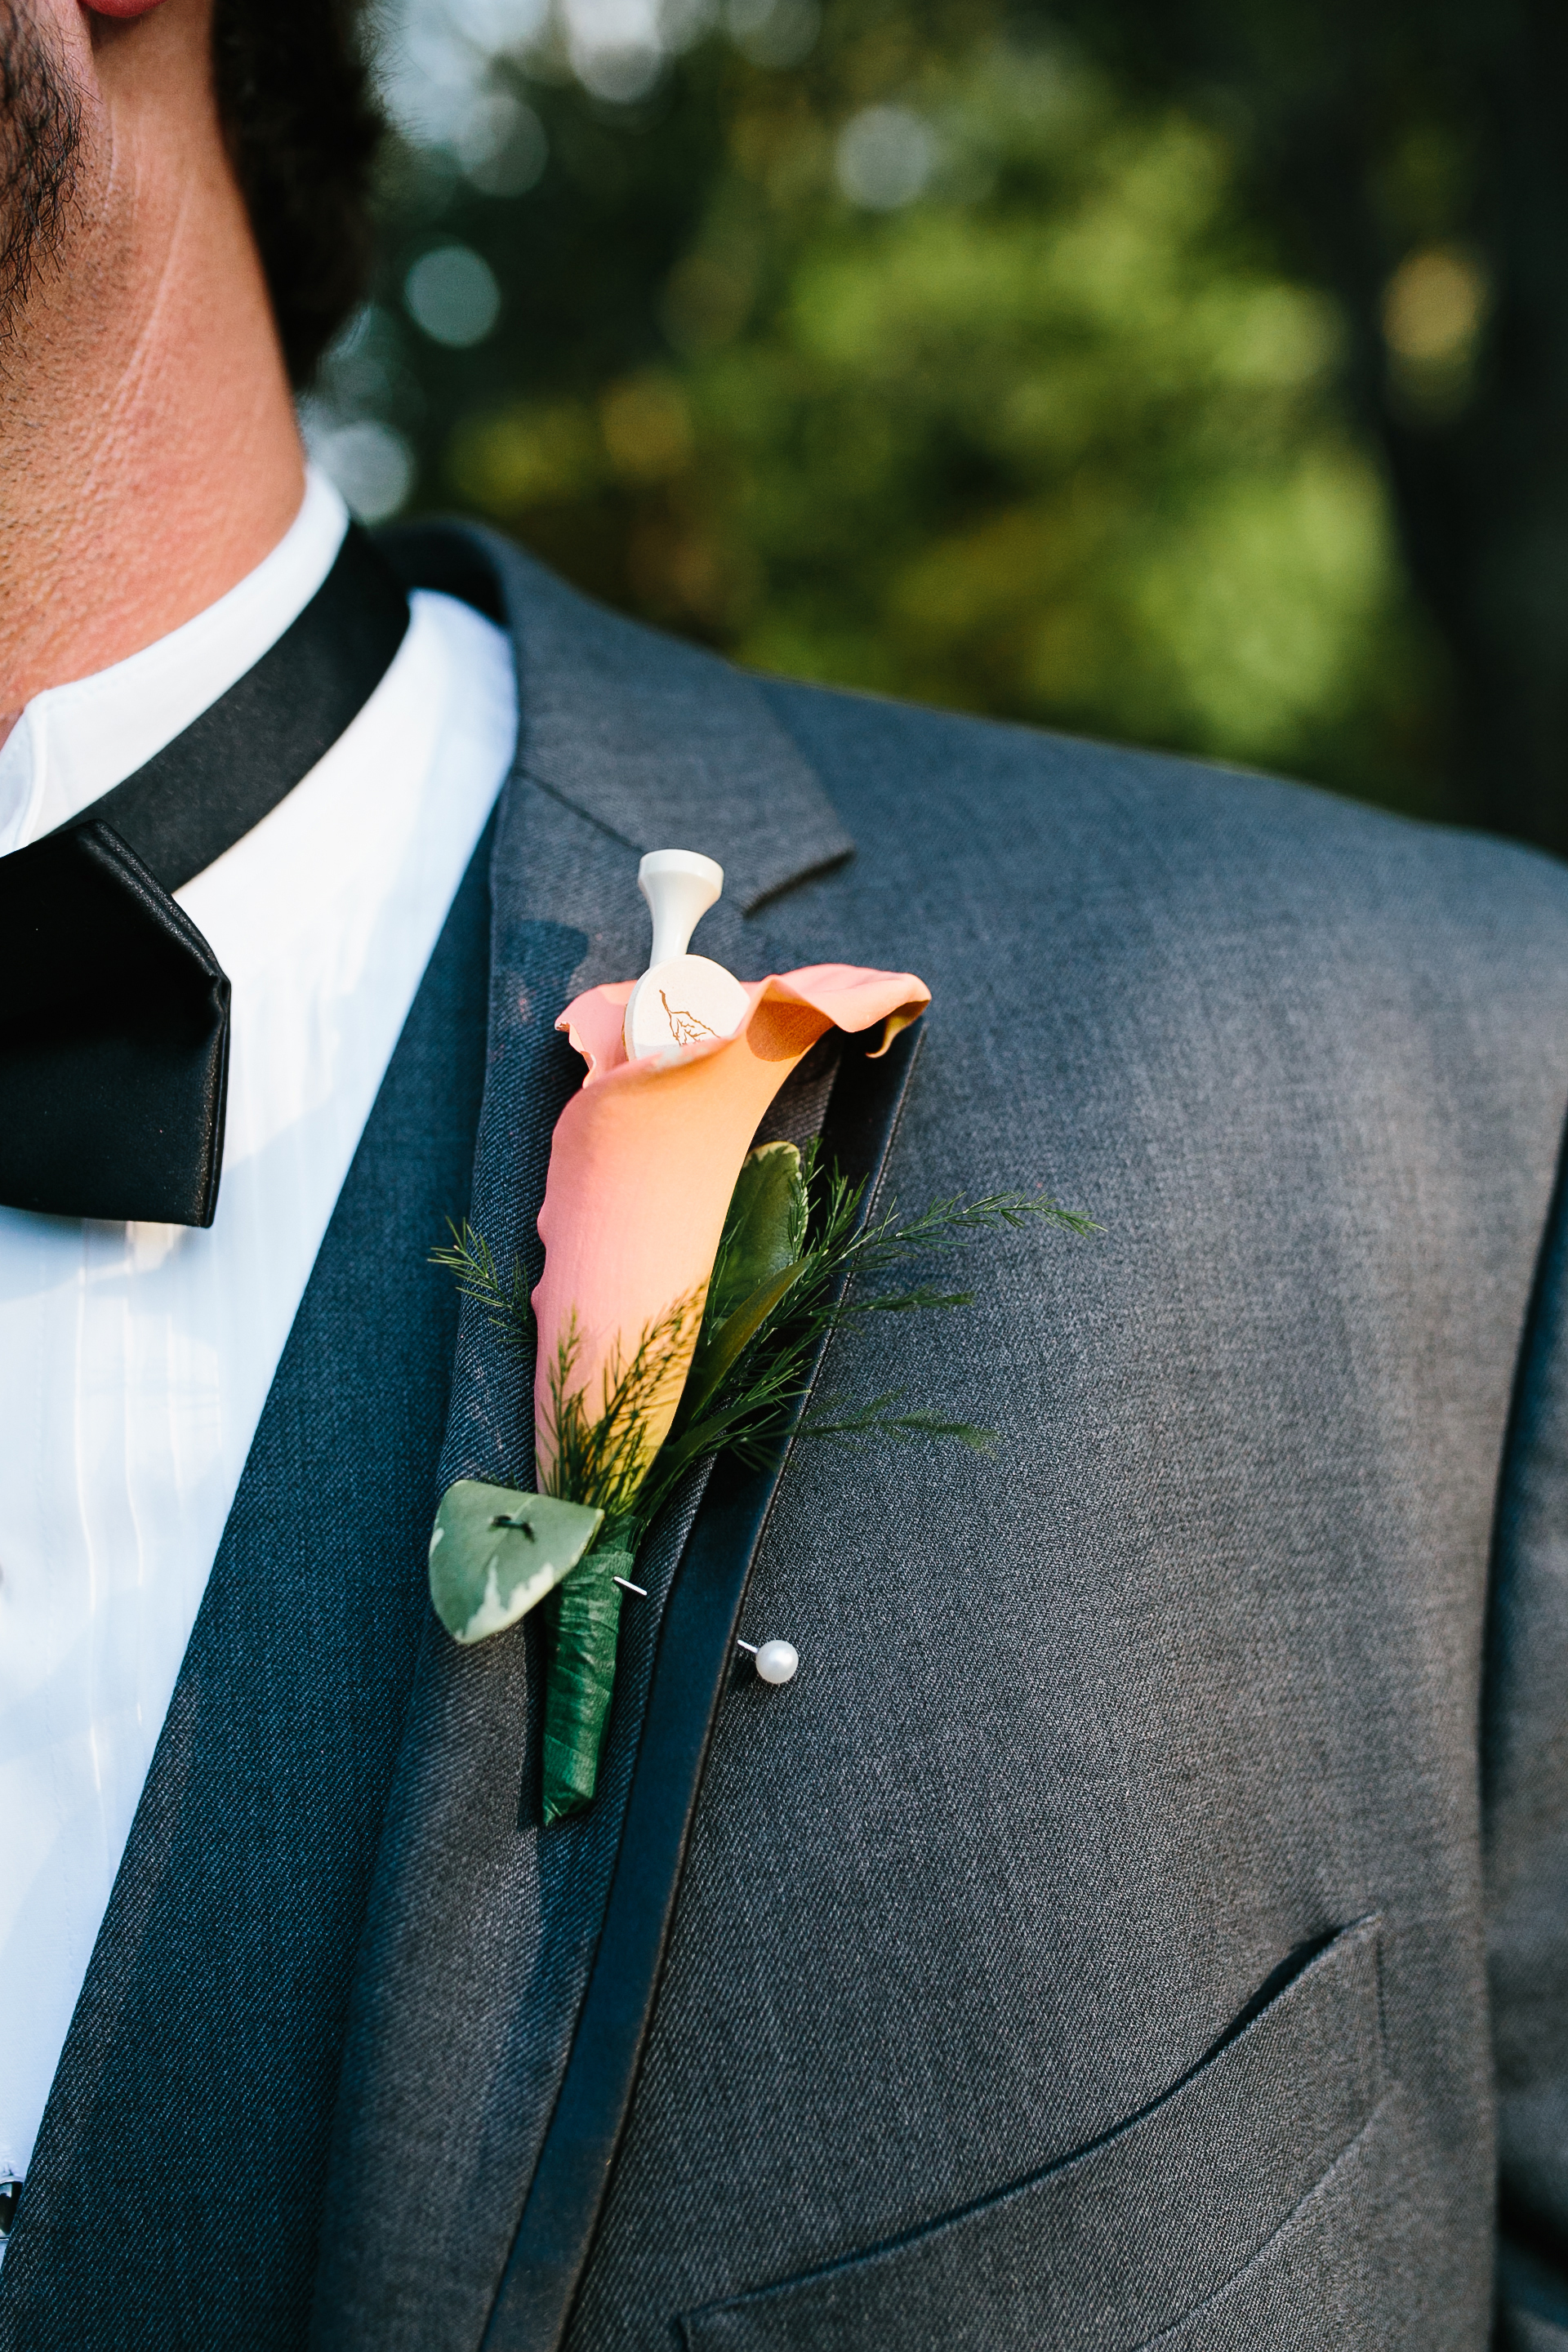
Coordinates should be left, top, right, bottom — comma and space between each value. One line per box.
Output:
0, 469, 518, 2185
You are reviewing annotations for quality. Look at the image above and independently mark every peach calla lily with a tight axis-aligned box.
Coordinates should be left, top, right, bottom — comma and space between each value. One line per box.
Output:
532, 963, 929, 1490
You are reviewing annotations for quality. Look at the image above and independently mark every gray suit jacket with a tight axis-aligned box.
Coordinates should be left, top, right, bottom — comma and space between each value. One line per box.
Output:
3, 522, 1566, 2351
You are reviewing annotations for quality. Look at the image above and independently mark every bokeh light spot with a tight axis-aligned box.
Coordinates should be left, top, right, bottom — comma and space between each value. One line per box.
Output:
404, 246, 504, 348
1383, 246, 1487, 365
307, 420, 416, 523
835, 105, 937, 211
457, 94, 548, 196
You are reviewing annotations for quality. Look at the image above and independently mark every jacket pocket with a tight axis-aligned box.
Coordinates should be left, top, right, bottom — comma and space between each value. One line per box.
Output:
679, 1914, 1387, 2352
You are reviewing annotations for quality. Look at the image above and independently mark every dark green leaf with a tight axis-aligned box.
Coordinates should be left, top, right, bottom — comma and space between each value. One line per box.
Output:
681, 1254, 808, 1426
706, 1142, 808, 1323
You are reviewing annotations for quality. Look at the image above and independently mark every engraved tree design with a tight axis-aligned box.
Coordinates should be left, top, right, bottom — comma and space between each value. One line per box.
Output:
659, 988, 719, 1046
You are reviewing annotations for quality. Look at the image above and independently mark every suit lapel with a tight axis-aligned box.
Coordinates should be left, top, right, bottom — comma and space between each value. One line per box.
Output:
310, 528, 858, 2352
379, 519, 854, 915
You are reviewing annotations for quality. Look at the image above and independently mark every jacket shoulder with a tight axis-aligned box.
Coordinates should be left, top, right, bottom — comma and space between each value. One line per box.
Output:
755, 670, 1568, 973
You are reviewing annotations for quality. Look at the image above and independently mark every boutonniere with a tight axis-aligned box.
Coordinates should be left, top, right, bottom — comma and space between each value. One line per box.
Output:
430, 851, 1090, 1824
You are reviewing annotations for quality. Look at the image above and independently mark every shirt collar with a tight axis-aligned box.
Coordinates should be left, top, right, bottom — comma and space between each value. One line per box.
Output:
0, 466, 350, 859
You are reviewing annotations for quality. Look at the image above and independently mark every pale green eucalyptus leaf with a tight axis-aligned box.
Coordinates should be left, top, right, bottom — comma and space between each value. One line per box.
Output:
429, 1480, 604, 1645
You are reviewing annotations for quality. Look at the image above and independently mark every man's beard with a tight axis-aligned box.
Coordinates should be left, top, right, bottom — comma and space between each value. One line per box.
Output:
0, 2, 80, 348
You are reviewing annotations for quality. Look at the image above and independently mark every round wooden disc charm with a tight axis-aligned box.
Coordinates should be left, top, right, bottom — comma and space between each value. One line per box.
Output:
624, 955, 750, 1061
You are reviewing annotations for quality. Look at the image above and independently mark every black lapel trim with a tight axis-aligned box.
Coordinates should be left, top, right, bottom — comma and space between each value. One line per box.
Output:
480, 1019, 926, 2352
68, 523, 409, 892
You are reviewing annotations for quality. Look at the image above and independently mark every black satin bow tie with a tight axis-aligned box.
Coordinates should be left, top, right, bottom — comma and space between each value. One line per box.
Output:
0, 523, 409, 1226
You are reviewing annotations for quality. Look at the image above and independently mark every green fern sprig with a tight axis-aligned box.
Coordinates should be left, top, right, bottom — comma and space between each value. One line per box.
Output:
800, 1388, 999, 1454
430, 1219, 532, 1348
540, 1292, 705, 1525
434, 1164, 1092, 1534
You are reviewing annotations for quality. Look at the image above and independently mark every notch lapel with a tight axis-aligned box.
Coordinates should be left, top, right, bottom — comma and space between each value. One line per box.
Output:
378, 519, 854, 917
310, 529, 858, 2352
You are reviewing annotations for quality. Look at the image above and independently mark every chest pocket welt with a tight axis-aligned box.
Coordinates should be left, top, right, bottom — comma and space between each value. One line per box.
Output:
679, 1914, 1388, 2352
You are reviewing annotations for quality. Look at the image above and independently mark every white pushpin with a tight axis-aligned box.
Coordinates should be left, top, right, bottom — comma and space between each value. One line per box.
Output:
736, 1637, 800, 1685
623, 849, 751, 1064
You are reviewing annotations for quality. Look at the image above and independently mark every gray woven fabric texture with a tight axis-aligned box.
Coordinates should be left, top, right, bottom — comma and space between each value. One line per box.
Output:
476, 526, 853, 913
679, 1920, 1387, 2350
1486, 1111, 1568, 2309
555, 666, 1568, 2350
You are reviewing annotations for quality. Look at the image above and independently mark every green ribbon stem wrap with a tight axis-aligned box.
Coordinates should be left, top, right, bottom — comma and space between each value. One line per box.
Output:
540, 1547, 635, 1823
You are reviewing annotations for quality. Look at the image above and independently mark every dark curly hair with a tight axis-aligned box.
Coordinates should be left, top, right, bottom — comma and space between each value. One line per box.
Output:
212, 0, 383, 388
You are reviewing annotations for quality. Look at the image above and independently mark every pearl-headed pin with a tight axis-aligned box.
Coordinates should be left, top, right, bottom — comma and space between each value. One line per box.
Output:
736, 1637, 800, 1686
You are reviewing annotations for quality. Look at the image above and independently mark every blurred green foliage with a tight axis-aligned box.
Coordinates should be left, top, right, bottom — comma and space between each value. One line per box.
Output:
324, 0, 1446, 814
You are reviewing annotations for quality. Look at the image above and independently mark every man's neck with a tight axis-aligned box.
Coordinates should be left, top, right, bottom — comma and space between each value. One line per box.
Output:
0, 0, 305, 721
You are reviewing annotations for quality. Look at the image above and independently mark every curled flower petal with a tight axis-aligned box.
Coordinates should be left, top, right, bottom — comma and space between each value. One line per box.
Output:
532, 964, 929, 1489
